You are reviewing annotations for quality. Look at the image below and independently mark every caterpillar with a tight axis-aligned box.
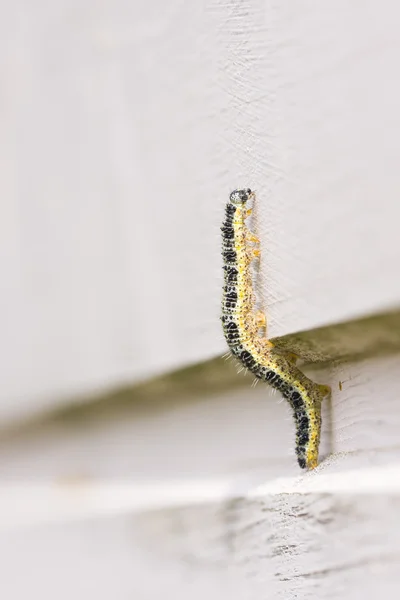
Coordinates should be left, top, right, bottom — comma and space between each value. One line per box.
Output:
221, 189, 330, 469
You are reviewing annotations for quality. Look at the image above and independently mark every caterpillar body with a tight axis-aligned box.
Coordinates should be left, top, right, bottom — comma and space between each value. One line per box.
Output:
221, 189, 330, 470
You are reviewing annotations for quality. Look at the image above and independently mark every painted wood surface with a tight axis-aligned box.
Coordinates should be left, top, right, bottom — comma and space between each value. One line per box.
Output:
0, 353, 399, 480
0, 352, 399, 597
2, 490, 400, 600
1, 2, 400, 595
1, 0, 400, 422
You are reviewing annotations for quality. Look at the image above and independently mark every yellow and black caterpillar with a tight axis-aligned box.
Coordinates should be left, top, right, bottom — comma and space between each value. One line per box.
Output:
221, 189, 330, 469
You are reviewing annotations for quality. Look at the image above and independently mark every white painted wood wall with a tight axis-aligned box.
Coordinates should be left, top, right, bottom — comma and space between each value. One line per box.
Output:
1, 1, 400, 598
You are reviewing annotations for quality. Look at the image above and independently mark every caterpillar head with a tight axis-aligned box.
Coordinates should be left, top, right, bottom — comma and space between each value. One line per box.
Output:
229, 188, 254, 205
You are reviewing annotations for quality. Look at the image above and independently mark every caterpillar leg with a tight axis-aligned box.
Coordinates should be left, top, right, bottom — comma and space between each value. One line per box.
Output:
246, 230, 260, 244
255, 310, 266, 328
318, 384, 331, 398
259, 337, 275, 350
255, 311, 275, 347
285, 352, 299, 365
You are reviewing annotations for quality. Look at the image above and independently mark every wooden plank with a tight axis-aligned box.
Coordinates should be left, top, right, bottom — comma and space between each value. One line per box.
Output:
1, 0, 400, 421
0, 343, 398, 597
0, 352, 399, 486
0, 468, 400, 598
253, 0, 400, 336
133, 485, 400, 599
0, 464, 399, 531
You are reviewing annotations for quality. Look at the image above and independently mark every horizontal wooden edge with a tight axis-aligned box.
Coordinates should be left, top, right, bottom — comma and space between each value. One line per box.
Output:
1, 308, 399, 437
272, 308, 400, 364
1, 463, 400, 532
